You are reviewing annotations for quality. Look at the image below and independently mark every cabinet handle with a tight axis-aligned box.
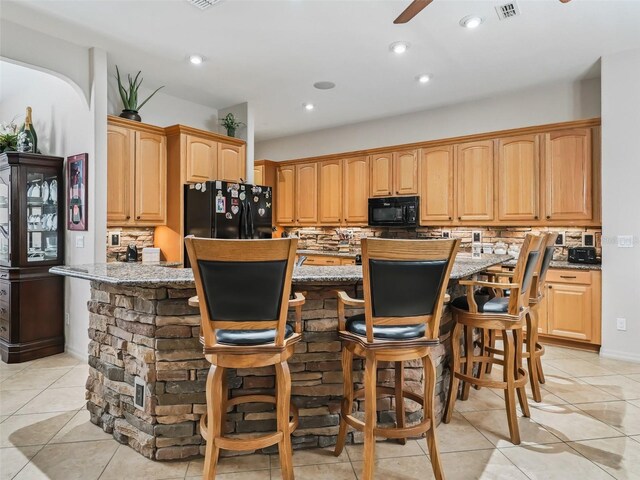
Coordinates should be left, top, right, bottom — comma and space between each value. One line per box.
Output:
1, 289, 6, 295
458, 216, 462, 220
126, 216, 131, 220
534, 216, 539, 220
548, 285, 553, 289
546, 215, 551, 219
136, 216, 141, 220
449, 217, 452, 220
560, 275, 577, 279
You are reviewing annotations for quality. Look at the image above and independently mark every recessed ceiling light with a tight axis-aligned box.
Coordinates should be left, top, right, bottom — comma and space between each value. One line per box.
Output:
314, 81, 336, 90
417, 74, 431, 84
389, 41, 409, 54
303, 103, 315, 111
460, 16, 483, 29
189, 54, 204, 65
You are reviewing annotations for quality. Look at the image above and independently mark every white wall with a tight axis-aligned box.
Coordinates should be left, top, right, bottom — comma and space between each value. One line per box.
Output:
600, 49, 640, 362
256, 78, 601, 161
107, 75, 218, 131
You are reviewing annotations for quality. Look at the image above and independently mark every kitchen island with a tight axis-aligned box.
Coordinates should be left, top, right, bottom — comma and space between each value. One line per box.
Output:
51, 253, 511, 461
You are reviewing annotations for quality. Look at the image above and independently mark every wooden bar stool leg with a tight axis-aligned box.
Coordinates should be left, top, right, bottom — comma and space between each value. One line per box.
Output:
423, 354, 444, 480
362, 351, 378, 480
475, 327, 488, 390
444, 321, 462, 423
514, 328, 530, 417
203, 365, 226, 480
486, 329, 496, 374
395, 361, 406, 445
502, 330, 521, 445
536, 355, 546, 384
334, 346, 354, 456
275, 361, 294, 480
462, 324, 474, 400
525, 309, 542, 402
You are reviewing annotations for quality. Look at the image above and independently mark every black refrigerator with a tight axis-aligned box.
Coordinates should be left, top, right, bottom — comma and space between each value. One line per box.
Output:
184, 180, 273, 266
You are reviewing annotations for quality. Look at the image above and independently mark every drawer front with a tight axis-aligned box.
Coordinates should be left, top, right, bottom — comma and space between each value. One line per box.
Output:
547, 269, 591, 285
0, 299, 8, 341
304, 255, 340, 266
0, 282, 9, 303
340, 258, 356, 265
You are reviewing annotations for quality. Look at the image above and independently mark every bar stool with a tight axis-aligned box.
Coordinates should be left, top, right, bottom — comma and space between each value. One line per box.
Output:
444, 234, 542, 445
185, 237, 305, 480
484, 233, 558, 402
334, 238, 460, 480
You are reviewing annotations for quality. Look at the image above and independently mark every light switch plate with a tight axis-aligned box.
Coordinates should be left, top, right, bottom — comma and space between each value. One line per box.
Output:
617, 318, 627, 331
75, 235, 84, 248
110, 232, 121, 247
617, 235, 634, 248
582, 232, 595, 247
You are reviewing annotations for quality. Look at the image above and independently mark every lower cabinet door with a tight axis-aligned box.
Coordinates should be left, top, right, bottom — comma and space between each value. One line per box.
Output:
546, 282, 592, 341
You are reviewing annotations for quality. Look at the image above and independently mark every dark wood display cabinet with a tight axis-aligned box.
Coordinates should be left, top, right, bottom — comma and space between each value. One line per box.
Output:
0, 152, 65, 363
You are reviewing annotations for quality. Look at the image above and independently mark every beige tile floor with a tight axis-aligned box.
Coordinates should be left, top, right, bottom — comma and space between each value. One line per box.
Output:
2, 345, 640, 479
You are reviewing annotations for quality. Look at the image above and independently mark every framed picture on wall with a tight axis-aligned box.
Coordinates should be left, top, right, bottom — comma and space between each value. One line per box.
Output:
67, 153, 88, 231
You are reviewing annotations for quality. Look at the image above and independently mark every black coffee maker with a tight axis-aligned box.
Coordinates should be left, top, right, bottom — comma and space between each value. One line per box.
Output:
126, 244, 138, 262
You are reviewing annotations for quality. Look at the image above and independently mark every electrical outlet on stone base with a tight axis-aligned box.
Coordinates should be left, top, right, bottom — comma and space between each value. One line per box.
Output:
134, 377, 146, 410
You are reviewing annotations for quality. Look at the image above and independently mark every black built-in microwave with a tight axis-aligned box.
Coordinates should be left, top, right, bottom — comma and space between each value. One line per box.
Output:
368, 196, 419, 227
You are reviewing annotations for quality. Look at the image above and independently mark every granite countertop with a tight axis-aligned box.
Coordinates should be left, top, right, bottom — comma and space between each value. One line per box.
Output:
501, 258, 602, 271
50, 253, 512, 287
297, 249, 358, 258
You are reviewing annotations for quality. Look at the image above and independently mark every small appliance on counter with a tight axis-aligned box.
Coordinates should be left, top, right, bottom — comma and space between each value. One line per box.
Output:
142, 247, 160, 263
368, 196, 419, 227
126, 244, 138, 262
568, 247, 599, 264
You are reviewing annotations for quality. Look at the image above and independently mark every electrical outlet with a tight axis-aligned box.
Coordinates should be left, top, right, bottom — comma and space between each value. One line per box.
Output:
110, 232, 121, 247
134, 377, 146, 410
616, 318, 627, 331
65, 313, 70, 325
442, 230, 451, 239
75, 235, 84, 248
617, 235, 634, 248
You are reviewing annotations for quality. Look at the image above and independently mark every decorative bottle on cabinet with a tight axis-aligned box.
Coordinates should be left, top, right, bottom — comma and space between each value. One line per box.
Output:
0, 152, 65, 363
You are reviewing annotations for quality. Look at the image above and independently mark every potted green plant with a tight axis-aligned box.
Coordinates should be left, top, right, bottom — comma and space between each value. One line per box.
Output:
220, 113, 245, 138
115, 66, 164, 122
0, 118, 19, 153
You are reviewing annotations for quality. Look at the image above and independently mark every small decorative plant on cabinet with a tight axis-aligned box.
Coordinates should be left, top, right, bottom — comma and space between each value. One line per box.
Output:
220, 113, 245, 138
115, 66, 164, 122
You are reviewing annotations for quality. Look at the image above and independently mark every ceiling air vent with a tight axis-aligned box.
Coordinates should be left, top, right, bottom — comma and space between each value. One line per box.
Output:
495, 2, 521, 20
187, 0, 221, 11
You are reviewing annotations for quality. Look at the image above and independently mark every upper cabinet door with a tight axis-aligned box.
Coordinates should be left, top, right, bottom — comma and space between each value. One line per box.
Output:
369, 153, 393, 197
394, 150, 418, 195
107, 125, 134, 225
185, 135, 217, 183
134, 131, 166, 224
456, 140, 495, 222
343, 156, 369, 224
276, 165, 295, 225
497, 135, 540, 222
218, 143, 246, 182
254, 165, 264, 186
544, 129, 592, 221
419, 146, 454, 223
296, 163, 318, 224
318, 159, 343, 225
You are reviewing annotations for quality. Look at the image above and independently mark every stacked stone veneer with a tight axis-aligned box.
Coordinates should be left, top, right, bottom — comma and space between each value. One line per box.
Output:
106, 227, 155, 262
85, 279, 461, 461
288, 226, 602, 260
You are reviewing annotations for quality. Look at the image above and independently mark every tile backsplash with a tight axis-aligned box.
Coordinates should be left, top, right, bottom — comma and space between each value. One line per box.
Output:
106, 227, 155, 262
285, 226, 602, 261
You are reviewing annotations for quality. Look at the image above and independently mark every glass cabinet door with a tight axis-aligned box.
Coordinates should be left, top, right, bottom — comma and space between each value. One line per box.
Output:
26, 168, 60, 263
0, 169, 9, 265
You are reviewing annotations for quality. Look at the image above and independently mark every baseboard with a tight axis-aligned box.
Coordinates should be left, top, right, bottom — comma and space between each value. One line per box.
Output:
599, 348, 640, 364
65, 345, 88, 362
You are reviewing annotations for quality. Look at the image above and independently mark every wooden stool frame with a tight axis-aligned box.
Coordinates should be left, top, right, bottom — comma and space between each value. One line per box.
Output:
185, 237, 305, 480
444, 234, 542, 445
334, 238, 460, 480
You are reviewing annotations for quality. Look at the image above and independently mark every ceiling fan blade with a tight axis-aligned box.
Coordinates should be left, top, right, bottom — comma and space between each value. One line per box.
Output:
559, 0, 572, 3
394, 0, 434, 24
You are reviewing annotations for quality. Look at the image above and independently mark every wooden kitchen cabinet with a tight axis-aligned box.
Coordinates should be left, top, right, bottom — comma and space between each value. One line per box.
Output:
419, 146, 455, 223
544, 128, 592, 221
107, 124, 134, 224
394, 150, 419, 195
541, 269, 601, 346
497, 135, 540, 222
218, 143, 246, 182
107, 119, 166, 226
318, 159, 343, 224
254, 165, 264, 185
276, 165, 296, 225
369, 153, 393, 197
296, 163, 318, 224
456, 140, 495, 222
343, 156, 369, 224
185, 135, 217, 183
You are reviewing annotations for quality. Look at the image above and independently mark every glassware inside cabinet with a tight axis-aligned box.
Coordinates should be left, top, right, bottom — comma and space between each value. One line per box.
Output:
27, 170, 58, 263
0, 170, 9, 264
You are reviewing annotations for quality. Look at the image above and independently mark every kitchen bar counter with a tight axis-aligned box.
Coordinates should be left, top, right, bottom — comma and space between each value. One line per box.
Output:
51, 253, 512, 461
501, 258, 602, 271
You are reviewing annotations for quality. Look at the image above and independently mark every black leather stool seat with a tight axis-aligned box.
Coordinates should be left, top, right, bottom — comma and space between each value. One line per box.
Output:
451, 295, 510, 314
345, 314, 426, 340
216, 323, 294, 346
